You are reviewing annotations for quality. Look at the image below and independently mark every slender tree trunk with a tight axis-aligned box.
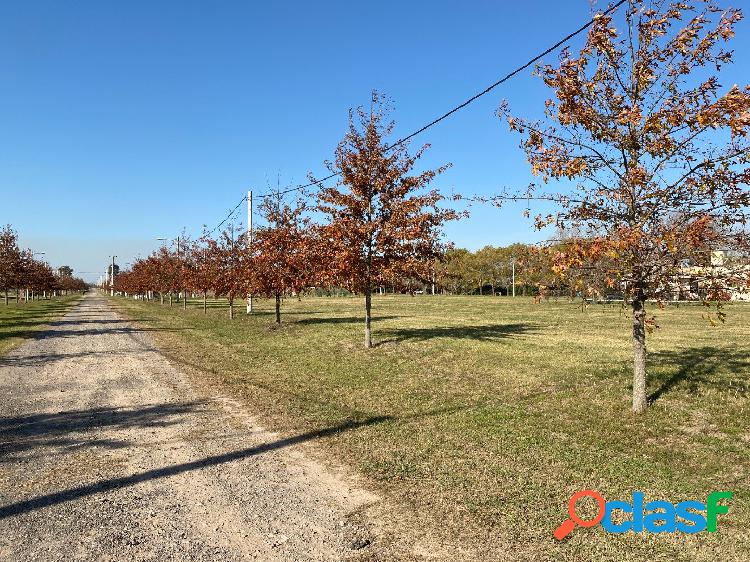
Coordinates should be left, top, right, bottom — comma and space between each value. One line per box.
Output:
183, 290, 187, 310
169, 293, 173, 307
203, 291, 207, 314
275, 292, 281, 324
229, 297, 234, 319
160, 293, 164, 305
632, 295, 648, 413
364, 287, 372, 348
4, 289, 7, 305
16, 289, 19, 303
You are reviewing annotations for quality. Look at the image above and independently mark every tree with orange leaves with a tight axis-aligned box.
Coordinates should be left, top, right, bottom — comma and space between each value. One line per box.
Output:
247, 194, 313, 325
498, 0, 750, 412
187, 234, 221, 314
315, 91, 455, 348
212, 224, 248, 319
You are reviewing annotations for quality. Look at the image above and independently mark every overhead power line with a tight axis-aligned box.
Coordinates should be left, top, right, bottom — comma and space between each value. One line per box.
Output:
206, 0, 627, 233
209, 196, 247, 234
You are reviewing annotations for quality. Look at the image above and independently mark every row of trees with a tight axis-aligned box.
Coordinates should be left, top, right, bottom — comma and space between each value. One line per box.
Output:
117, 0, 750, 413
114, 93, 454, 349
0, 225, 87, 304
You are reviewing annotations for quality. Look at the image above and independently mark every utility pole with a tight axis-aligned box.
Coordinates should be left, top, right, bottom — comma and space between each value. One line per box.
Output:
111, 255, 117, 296
246, 190, 253, 314
177, 236, 187, 310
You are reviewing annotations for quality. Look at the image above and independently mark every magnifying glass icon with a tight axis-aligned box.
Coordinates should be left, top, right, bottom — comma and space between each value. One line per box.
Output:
554, 490, 606, 541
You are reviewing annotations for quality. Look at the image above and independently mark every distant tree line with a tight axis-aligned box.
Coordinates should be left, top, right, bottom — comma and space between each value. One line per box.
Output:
436, 244, 536, 296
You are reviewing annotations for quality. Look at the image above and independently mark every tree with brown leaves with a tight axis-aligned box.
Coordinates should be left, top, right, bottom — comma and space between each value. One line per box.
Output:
315, 92, 455, 348
212, 224, 248, 319
0, 225, 22, 305
188, 235, 220, 313
499, 0, 750, 412
247, 195, 313, 325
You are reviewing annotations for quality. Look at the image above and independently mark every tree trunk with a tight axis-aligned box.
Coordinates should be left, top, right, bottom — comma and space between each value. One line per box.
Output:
169, 293, 173, 307
4, 290, 7, 305
203, 291, 207, 314
275, 292, 281, 324
229, 297, 234, 319
364, 287, 372, 348
16, 289, 19, 303
632, 296, 648, 413
183, 290, 187, 310
160, 293, 164, 305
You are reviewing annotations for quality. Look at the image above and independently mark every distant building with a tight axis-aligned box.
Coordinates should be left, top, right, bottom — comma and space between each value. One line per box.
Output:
671, 250, 750, 301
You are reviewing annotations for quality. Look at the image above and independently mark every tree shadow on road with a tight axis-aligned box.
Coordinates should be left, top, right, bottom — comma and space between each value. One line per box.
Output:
0, 349, 147, 368
0, 402, 207, 463
0, 405, 458, 520
0, 325, 186, 344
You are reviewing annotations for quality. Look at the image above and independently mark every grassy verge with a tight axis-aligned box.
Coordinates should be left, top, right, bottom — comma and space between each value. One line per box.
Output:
0, 295, 83, 357
109, 293, 749, 561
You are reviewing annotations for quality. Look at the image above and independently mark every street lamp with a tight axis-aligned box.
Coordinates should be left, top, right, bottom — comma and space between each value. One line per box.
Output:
156, 236, 186, 309
110, 255, 117, 296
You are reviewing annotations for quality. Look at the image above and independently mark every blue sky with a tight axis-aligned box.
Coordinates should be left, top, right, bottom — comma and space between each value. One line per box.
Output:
2, 1, 749, 281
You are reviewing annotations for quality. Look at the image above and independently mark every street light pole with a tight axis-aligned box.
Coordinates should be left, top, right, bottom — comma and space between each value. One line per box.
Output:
30, 252, 45, 301
111, 255, 117, 296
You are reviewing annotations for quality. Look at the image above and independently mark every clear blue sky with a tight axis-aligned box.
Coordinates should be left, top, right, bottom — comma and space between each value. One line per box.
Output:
2, 1, 749, 281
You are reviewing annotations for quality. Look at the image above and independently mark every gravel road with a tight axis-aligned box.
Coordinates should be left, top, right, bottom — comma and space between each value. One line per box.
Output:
0, 293, 421, 561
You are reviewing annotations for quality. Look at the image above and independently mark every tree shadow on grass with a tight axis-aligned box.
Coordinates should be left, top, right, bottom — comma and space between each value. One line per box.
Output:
296, 315, 401, 326
377, 322, 538, 345
648, 346, 750, 403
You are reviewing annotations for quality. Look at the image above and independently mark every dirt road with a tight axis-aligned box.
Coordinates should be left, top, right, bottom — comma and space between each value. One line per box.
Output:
0, 293, 417, 561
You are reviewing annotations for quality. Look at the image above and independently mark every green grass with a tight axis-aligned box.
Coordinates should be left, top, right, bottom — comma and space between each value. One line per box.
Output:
110, 294, 750, 561
0, 295, 82, 357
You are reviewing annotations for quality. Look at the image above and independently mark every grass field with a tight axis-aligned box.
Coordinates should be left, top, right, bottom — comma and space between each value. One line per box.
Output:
0, 295, 82, 357
109, 293, 749, 561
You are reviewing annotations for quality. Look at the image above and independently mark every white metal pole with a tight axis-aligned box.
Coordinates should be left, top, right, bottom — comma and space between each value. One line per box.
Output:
246, 190, 253, 314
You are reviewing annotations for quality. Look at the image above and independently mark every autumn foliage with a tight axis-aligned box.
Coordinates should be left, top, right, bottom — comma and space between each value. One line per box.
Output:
498, 0, 750, 412
0, 225, 87, 304
247, 195, 314, 324
315, 92, 455, 347
113, 93, 456, 350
